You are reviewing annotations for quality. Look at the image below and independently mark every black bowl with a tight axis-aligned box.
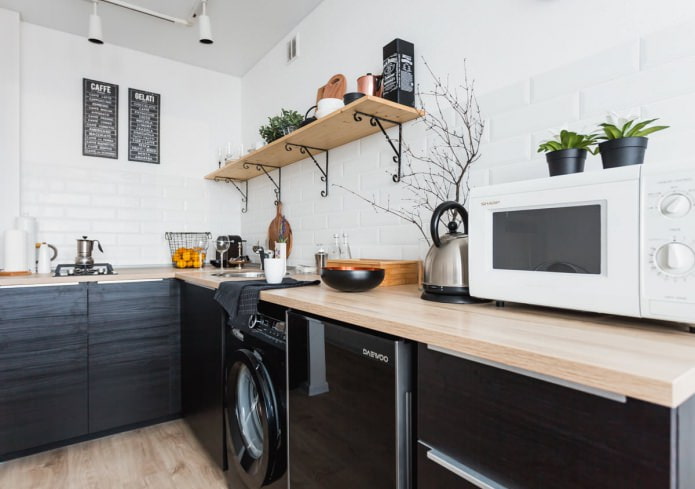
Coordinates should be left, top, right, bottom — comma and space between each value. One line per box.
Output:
320, 266, 385, 292
343, 92, 366, 105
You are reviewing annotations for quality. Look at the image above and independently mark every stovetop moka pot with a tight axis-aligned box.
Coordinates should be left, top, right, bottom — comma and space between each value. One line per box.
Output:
75, 236, 103, 267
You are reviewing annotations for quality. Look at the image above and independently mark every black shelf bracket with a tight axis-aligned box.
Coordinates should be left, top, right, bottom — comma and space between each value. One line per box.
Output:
353, 110, 403, 183
243, 162, 282, 205
284, 143, 329, 197
214, 177, 248, 213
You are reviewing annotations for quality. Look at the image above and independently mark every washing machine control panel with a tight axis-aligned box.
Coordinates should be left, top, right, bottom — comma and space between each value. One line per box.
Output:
248, 313, 286, 344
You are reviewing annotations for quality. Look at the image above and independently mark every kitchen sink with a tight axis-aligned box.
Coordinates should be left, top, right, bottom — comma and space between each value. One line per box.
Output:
211, 271, 265, 278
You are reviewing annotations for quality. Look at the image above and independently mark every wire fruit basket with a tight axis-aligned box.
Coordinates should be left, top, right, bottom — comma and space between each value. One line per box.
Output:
164, 232, 212, 269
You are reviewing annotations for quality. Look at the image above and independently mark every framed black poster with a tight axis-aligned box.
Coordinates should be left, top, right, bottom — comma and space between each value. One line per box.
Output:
83, 78, 119, 159
128, 88, 160, 164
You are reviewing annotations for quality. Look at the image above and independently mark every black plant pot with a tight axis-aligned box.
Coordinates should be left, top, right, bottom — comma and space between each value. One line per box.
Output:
545, 148, 587, 177
599, 137, 648, 169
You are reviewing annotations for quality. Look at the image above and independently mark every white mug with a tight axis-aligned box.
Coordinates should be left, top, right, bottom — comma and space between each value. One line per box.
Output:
316, 98, 344, 118
264, 258, 285, 284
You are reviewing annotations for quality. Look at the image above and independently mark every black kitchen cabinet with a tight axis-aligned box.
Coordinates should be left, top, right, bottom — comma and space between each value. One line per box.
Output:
417, 343, 695, 489
0, 284, 89, 459
88, 279, 181, 433
180, 281, 226, 469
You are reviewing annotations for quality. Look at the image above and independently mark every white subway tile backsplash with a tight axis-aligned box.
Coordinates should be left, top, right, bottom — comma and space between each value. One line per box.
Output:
328, 212, 359, 230
478, 81, 530, 117
92, 195, 140, 209
299, 214, 328, 231
489, 160, 548, 185
641, 93, 695, 129
92, 221, 140, 233
117, 208, 164, 222
478, 136, 531, 167
641, 20, 695, 70
490, 94, 579, 141
65, 207, 118, 220
581, 57, 695, 118
37, 193, 90, 206
236, 25, 695, 265
359, 209, 401, 227
531, 42, 639, 103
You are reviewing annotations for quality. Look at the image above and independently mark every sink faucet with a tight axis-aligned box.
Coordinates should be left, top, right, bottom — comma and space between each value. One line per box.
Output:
252, 245, 273, 270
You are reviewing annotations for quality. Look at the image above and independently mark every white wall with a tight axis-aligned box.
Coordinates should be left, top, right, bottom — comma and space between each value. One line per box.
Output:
0, 8, 21, 269
240, 0, 695, 265
19, 23, 243, 266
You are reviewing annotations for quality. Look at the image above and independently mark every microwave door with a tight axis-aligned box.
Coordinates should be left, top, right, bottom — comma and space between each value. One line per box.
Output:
469, 178, 641, 317
492, 204, 603, 276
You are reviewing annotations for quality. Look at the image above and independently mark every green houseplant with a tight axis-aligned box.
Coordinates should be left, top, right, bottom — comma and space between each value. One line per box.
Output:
258, 109, 303, 144
597, 114, 669, 169
537, 130, 598, 177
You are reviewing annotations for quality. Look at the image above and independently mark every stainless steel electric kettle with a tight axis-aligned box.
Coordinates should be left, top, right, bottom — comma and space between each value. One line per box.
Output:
421, 201, 484, 304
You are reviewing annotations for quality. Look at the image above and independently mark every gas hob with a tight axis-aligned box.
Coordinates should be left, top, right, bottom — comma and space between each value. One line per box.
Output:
53, 263, 117, 277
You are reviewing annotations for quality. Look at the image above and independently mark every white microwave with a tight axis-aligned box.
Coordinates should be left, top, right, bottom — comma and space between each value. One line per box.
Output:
469, 163, 695, 323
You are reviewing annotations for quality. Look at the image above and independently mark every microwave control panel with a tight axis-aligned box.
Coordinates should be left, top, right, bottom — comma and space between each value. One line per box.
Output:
642, 165, 695, 322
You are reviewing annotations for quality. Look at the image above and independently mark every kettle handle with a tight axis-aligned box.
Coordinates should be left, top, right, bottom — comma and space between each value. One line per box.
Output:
47, 244, 58, 261
430, 201, 468, 248
94, 240, 103, 253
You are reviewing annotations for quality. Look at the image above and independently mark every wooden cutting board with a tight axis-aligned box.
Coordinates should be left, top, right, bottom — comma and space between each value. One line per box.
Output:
326, 259, 422, 286
268, 203, 293, 257
0, 270, 32, 276
316, 74, 347, 102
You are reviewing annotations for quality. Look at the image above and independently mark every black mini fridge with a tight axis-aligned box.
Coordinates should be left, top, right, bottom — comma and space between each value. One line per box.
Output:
286, 311, 413, 489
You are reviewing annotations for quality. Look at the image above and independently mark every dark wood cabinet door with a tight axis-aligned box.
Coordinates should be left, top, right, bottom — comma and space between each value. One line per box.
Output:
180, 282, 225, 469
0, 284, 88, 458
418, 344, 673, 489
88, 279, 180, 433
417, 443, 480, 489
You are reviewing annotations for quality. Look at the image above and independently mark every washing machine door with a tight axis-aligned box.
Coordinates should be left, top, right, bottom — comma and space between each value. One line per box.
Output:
226, 348, 284, 488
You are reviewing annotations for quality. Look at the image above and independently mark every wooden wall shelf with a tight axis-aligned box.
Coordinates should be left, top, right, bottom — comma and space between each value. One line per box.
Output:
205, 96, 424, 189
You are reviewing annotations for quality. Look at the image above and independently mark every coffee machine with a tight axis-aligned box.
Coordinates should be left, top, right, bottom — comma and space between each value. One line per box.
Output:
213, 235, 247, 267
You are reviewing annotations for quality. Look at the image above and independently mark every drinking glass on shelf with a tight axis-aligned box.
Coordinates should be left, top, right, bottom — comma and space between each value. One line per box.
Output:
194, 237, 210, 268
215, 236, 230, 269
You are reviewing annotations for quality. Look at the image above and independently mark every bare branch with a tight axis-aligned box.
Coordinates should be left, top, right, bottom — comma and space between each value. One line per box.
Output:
334, 57, 485, 246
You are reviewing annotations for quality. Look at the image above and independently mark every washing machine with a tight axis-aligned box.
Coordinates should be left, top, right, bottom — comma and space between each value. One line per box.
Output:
225, 300, 288, 489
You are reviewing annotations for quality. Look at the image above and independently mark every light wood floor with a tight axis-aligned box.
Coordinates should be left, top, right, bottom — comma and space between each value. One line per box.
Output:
0, 420, 228, 489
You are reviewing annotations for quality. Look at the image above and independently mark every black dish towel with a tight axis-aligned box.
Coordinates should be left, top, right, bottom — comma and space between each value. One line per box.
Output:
214, 278, 320, 329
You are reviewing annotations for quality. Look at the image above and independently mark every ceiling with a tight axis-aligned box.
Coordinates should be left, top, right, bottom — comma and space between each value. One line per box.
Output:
0, 0, 324, 76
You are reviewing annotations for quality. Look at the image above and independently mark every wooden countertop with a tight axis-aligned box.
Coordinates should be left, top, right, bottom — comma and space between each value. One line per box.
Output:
5, 267, 695, 407
260, 283, 695, 408
0, 266, 316, 288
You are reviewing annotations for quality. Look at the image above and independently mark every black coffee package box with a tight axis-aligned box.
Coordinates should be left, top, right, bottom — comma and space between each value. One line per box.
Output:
382, 38, 415, 107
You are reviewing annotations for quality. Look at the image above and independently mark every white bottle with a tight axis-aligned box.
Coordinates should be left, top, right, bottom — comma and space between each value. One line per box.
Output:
37, 243, 52, 274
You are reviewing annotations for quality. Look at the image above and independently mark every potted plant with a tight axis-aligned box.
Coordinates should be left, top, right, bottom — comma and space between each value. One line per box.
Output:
537, 130, 598, 177
259, 109, 304, 143
596, 114, 669, 168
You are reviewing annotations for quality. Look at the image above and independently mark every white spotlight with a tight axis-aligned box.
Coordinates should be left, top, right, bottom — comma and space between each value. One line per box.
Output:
199, 0, 213, 45
88, 0, 104, 44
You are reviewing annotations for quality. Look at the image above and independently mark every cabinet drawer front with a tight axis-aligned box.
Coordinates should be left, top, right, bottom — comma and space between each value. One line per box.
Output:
417, 344, 672, 489
418, 443, 485, 489
0, 284, 87, 320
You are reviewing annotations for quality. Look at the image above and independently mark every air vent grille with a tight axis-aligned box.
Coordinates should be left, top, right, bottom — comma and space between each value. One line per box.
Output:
287, 34, 299, 63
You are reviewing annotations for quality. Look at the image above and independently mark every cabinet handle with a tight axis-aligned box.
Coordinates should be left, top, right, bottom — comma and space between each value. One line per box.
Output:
426, 448, 506, 489
427, 344, 626, 404
0, 282, 80, 289
96, 279, 164, 285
